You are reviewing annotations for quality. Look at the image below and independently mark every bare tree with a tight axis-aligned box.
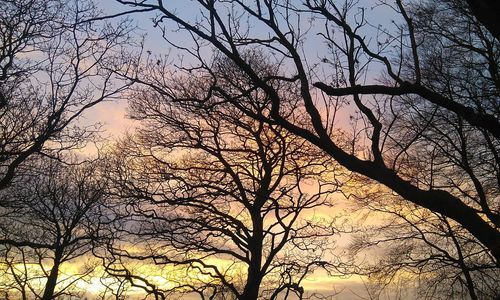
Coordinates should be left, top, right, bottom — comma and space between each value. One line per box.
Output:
346, 185, 499, 299
111, 0, 500, 266
101, 55, 342, 299
339, 2, 500, 296
0, 158, 109, 300
0, 0, 134, 191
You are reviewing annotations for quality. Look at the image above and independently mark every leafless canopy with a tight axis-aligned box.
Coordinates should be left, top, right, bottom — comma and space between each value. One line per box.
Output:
0, 158, 109, 299
101, 52, 343, 299
0, 0, 134, 191
112, 0, 500, 269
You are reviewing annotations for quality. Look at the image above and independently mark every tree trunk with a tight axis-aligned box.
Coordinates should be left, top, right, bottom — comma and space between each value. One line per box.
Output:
241, 274, 263, 300
241, 210, 264, 300
41, 248, 63, 300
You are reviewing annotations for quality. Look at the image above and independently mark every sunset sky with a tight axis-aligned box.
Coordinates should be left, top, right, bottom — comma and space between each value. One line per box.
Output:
69, 1, 380, 295
1, 0, 497, 299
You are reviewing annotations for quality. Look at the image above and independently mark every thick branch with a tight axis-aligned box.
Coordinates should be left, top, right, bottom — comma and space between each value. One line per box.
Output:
314, 82, 500, 139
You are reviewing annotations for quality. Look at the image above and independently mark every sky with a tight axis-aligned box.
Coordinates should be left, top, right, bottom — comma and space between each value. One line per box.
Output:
44, 1, 413, 299
86, 0, 395, 140
3, 1, 497, 299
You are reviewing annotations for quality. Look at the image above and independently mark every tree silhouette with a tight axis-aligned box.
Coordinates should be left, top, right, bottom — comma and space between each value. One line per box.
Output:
0, 0, 134, 191
0, 158, 109, 300
101, 54, 342, 299
114, 0, 500, 265
347, 184, 499, 299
